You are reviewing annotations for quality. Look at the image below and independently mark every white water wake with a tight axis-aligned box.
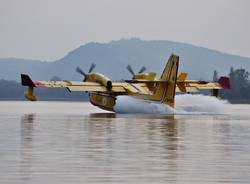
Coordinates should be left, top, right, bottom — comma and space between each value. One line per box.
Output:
114, 94, 229, 114
114, 96, 175, 114
175, 94, 229, 114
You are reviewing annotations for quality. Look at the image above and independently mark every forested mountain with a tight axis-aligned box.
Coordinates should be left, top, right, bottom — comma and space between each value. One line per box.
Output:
1, 38, 250, 81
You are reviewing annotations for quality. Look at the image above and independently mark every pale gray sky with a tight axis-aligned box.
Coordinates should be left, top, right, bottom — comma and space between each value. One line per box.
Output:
0, 0, 249, 61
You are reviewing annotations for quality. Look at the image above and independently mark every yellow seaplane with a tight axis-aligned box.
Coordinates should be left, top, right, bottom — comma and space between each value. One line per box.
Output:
21, 54, 230, 112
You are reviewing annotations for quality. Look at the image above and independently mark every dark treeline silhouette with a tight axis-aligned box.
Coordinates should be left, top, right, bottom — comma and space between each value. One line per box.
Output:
215, 67, 250, 103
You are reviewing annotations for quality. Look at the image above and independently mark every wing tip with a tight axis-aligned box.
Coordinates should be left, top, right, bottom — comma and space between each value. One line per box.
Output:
218, 76, 231, 89
21, 74, 35, 87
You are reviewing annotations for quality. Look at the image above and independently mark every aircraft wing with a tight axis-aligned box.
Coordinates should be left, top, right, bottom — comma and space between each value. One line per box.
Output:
176, 77, 230, 93
21, 74, 129, 92
21, 74, 150, 101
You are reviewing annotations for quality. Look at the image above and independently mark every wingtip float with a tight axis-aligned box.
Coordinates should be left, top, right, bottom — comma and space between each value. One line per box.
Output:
21, 54, 230, 112
21, 74, 37, 101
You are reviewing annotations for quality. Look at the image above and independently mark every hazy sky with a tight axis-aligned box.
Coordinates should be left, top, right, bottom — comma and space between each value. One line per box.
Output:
0, 0, 249, 61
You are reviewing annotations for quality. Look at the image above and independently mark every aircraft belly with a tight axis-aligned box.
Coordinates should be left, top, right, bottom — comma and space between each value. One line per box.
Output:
89, 93, 116, 111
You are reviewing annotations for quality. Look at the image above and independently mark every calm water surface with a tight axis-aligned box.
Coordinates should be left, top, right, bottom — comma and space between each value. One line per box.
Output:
0, 101, 250, 183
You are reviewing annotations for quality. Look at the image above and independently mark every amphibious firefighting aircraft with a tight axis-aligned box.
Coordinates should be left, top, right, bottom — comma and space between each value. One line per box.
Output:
21, 54, 230, 112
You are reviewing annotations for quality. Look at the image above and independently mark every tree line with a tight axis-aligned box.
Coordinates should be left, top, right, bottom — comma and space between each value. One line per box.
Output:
213, 67, 250, 103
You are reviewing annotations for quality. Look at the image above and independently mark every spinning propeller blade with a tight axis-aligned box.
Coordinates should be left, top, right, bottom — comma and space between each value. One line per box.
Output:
76, 63, 96, 81
126, 65, 135, 76
138, 66, 146, 73
88, 63, 96, 73
76, 66, 86, 77
127, 65, 146, 76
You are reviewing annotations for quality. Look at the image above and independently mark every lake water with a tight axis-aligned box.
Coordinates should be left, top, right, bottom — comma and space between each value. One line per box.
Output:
0, 95, 250, 183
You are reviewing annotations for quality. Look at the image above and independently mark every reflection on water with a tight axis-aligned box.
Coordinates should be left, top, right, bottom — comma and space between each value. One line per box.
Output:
0, 102, 250, 183
89, 113, 117, 119
89, 112, 176, 120
20, 114, 35, 182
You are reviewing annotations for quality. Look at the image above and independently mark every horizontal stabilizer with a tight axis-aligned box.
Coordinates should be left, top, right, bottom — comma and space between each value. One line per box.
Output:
21, 74, 35, 87
177, 72, 187, 82
177, 82, 186, 92
218, 76, 230, 89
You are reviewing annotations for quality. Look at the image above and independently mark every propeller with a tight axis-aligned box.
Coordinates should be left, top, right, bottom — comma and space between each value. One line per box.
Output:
126, 65, 135, 76
126, 65, 147, 76
138, 66, 146, 73
76, 66, 86, 77
76, 63, 96, 81
88, 63, 96, 73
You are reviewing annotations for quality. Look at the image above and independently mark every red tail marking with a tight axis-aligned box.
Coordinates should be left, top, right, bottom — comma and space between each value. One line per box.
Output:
218, 77, 230, 89
21, 74, 36, 87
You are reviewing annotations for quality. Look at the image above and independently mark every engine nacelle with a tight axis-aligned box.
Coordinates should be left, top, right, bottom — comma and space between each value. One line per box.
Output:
86, 73, 112, 90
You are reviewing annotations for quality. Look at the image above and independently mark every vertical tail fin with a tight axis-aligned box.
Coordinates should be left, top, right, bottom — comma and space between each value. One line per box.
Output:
152, 54, 179, 107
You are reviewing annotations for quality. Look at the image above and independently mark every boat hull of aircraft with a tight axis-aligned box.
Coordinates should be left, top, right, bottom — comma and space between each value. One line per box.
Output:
89, 92, 116, 111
